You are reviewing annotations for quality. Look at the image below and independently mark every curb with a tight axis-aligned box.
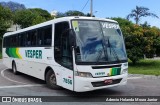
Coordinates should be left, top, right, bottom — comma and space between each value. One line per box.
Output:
128, 74, 160, 79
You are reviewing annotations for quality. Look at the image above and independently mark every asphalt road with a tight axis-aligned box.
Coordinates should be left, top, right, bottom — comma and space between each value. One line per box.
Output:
0, 60, 159, 105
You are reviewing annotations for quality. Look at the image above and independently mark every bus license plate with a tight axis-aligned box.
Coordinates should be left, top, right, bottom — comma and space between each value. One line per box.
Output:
104, 79, 113, 84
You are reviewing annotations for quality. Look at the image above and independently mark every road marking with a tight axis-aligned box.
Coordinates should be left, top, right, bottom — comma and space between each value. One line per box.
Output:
1, 69, 28, 84
0, 84, 43, 89
127, 77, 142, 79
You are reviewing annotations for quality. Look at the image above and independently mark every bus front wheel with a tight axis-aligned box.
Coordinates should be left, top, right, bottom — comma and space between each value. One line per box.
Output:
46, 70, 60, 89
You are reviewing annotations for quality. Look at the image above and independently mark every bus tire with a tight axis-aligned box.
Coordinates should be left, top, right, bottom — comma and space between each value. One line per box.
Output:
46, 70, 60, 89
12, 62, 18, 75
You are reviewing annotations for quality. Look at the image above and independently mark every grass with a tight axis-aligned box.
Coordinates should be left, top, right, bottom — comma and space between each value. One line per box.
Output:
129, 59, 160, 76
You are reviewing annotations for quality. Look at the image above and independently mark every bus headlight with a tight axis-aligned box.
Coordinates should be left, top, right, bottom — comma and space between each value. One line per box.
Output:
75, 71, 93, 78
121, 68, 128, 74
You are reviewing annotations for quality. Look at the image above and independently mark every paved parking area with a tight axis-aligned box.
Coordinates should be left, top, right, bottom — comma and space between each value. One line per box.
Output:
0, 61, 160, 105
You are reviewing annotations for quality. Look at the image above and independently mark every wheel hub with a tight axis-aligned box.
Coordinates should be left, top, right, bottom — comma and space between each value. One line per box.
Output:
50, 74, 56, 84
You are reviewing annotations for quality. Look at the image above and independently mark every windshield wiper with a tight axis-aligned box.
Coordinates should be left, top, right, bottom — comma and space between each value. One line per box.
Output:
106, 37, 120, 62
96, 49, 103, 62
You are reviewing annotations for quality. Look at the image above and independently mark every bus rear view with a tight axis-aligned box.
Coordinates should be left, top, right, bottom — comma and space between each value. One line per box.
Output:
71, 19, 128, 92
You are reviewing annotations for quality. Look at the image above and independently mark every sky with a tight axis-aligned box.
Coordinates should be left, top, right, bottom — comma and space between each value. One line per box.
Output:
1, 0, 160, 28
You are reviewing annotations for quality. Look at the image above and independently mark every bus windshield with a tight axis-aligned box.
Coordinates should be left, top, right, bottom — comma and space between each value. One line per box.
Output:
72, 20, 127, 64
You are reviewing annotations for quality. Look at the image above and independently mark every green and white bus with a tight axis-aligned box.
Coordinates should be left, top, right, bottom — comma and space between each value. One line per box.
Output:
2, 17, 128, 92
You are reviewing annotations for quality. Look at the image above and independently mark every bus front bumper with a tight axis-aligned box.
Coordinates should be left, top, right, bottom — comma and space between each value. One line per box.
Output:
74, 73, 127, 92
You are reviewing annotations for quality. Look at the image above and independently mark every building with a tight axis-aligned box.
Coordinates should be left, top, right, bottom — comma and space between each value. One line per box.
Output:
7, 24, 21, 32
51, 10, 58, 18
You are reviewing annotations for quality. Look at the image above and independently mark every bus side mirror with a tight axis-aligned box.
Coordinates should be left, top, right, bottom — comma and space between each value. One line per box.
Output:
69, 29, 76, 48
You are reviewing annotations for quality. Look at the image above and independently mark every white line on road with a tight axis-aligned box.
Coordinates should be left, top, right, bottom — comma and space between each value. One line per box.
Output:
0, 69, 44, 89
0, 84, 43, 89
0, 69, 28, 84
127, 77, 142, 79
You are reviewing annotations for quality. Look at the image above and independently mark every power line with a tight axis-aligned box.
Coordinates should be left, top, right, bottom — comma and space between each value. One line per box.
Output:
81, 0, 90, 12
90, 0, 93, 17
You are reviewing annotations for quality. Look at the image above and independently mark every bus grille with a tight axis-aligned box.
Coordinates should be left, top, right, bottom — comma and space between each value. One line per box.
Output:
91, 79, 122, 87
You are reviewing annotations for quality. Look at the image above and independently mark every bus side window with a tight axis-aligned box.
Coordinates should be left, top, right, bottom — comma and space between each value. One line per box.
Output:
30, 30, 37, 46
18, 34, 21, 47
7, 36, 10, 47
37, 28, 44, 46
11, 35, 15, 47
44, 25, 52, 46
15, 35, 18, 47
13, 35, 18, 47
7, 36, 11, 47
26, 32, 30, 46
20, 33, 25, 47
37, 25, 52, 46
3, 37, 6, 48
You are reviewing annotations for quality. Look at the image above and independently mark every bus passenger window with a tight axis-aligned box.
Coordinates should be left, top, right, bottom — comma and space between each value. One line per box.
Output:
26, 32, 31, 46
37, 28, 44, 46
44, 26, 52, 46
37, 25, 52, 46
31, 30, 37, 46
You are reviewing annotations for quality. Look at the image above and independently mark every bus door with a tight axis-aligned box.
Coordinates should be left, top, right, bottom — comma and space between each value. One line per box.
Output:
60, 29, 74, 91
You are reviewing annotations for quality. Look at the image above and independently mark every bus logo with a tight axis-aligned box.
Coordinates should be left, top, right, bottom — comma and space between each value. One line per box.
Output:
2, 97, 11, 102
6, 48, 22, 59
25, 50, 42, 59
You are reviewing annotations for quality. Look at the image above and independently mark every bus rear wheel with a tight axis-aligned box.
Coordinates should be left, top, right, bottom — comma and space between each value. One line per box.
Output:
46, 70, 60, 89
12, 62, 18, 75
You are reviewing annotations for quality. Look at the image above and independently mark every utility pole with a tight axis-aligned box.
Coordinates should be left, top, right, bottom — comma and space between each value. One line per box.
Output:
90, 0, 93, 17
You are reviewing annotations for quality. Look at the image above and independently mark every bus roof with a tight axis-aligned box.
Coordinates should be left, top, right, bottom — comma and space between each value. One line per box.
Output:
3, 16, 118, 37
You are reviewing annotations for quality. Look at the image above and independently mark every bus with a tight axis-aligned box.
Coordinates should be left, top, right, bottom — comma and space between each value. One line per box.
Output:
2, 17, 128, 92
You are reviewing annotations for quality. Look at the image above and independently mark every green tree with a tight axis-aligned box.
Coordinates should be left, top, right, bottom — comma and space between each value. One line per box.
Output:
112, 17, 160, 64
32, 15, 46, 25
0, 5, 12, 52
29, 8, 52, 20
86, 13, 95, 17
65, 10, 85, 16
14, 9, 36, 28
14, 8, 52, 28
140, 21, 151, 28
125, 25, 145, 64
111, 18, 142, 64
140, 23, 160, 58
146, 26, 160, 57
56, 12, 66, 18
55, 10, 90, 18
0, 5, 12, 38
126, 35, 144, 64
127, 6, 159, 24
111, 17, 134, 37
